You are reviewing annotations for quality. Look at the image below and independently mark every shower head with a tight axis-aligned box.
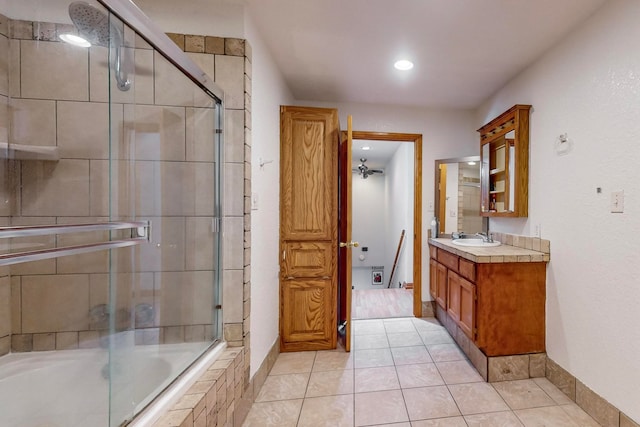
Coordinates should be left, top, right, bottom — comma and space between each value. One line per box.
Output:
67, 1, 131, 91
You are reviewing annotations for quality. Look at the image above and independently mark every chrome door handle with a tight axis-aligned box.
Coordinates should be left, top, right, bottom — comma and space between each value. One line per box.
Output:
339, 241, 359, 248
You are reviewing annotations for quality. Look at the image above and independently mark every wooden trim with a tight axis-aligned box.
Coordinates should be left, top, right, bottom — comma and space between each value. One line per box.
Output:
341, 130, 423, 318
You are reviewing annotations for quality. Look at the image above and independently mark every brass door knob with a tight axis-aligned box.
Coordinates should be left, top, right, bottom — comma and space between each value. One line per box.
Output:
339, 241, 360, 248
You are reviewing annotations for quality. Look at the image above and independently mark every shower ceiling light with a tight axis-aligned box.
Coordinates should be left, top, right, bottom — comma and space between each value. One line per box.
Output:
394, 59, 414, 71
468, 161, 477, 165
362, 146, 371, 150
59, 33, 91, 47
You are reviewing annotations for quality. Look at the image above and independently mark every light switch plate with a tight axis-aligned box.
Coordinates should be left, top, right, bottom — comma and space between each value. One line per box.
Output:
611, 190, 624, 213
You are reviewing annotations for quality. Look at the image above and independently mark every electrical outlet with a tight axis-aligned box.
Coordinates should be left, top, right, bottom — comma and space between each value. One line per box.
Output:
534, 224, 541, 238
611, 190, 624, 213
251, 192, 259, 210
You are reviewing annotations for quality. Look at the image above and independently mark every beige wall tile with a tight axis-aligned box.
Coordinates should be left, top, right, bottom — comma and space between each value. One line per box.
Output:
0, 276, 10, 337
56, 217, 110, 274
223, 270, 243, 324
10, 98, 56, 147
0, 335, 9, 356
21, 159, 90, 216
186, 107, 215, 162
155, 271, 214, 327
90, 46, 154, 104
57, 101, 113, 159
185, 217, 215, 271
621, 413, 640, 427
224, 109, 244, 163
21, 40, 89, 101
223, 217, 244, 270
22, 274, 90, 333
122, 104, 186, 161
9, 39, 19, 98
576, 380, 620, 427
0, 35, 8, 96
166, 33, 185, 51
488, 355, 530, 382
529, 353, 546, 378
79, 330, 100, 348
56, 331, 79, 349
215, 56, 244, 110
89, 159, 109, 217
186, 52, 214, 80
224, 39, 245, 57
0, 14, 8, 37
89, 272, 155, 328
11, 333, 32, 351
546, 357, 576, 401
10, 275, 20, 334
195, 162, 215, 216
33, 332, 55, 351
224, 163, 244, 217
154, 51, 212, 108
119, 216, 186, 272
160, 162, 197, 216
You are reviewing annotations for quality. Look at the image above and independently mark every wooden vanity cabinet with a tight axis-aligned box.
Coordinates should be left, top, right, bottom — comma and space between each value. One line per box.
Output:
429, 244, 546, 357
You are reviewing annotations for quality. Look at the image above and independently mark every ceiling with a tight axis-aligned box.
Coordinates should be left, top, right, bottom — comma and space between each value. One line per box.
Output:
240, 0, 607, 109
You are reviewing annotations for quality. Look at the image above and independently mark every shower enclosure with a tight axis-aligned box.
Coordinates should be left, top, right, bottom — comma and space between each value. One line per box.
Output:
0, 0, 224, 425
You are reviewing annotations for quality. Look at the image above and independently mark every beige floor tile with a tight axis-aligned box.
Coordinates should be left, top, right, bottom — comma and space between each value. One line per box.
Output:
412, 317, 444, 332
354, 348, 394, 368
353, 319, 386, 335
298, 395, 354, 427
449, 382, 510, 415
532, 377, 573, 405
464, 411, 524, 426
355, 366, 400, 392
493, 379, 557, 410
387, 331, 424, 347
420, 330, 455, 345
411, 417, 468, 426
354, 333, 389, 350
354, 390, 409, 426
306, 369, 354, 397
384, 318, 417, 333
402, 386, 461, 421
396, 363, 444, 388
514, 406, 581, 427
269, 351, 316, 375
427, 343, 466, 362
391, 345, 433, 365
372, 423, 411, 427
241, 399, 303, 427
560, 403, 602, 427
313, 350, 354, 371
435, 360, 483, 384
255, 373, 309, 402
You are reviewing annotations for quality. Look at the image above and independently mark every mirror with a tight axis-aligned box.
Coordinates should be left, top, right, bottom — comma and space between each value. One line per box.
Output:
434, 156, 484, 236
478, 104, 530, 217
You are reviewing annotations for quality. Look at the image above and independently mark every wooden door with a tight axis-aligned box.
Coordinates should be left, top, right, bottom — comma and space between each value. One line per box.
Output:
280, 106, 339, 352
337, 116, 353, 351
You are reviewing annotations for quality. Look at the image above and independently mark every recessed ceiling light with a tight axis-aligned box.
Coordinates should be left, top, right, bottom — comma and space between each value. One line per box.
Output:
468, 161, 477, 165
59, 33, 91, 48
394, 60, 414, 71
361, 146, 371, 151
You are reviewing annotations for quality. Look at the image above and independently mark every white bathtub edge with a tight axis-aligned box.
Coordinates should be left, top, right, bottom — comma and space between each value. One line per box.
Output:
128, 341, 227, 427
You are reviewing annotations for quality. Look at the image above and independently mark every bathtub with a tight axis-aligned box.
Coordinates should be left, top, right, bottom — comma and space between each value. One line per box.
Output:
0, 338, 225, 427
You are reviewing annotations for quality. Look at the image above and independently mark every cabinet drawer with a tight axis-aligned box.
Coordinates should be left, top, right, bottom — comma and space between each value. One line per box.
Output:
437, 248, 458, 272
459, 258, 476, 282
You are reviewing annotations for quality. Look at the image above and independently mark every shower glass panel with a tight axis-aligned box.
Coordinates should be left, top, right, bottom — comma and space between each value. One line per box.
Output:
0, 1, 223, 426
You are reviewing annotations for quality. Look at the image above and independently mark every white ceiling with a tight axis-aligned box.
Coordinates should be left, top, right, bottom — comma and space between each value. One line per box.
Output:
241, 0, 607, 109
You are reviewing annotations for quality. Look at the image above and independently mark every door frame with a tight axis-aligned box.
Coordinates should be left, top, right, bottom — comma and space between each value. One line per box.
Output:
340, 130, 423, 317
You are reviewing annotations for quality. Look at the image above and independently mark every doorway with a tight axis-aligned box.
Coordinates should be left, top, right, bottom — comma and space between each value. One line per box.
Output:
341, 131, 423, 320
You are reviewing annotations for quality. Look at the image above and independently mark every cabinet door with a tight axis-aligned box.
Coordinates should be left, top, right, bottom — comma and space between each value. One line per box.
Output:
436, 262, 448, 309
459, 276, 476, 339
429, 258, 438, 299
447, 271, 461, 322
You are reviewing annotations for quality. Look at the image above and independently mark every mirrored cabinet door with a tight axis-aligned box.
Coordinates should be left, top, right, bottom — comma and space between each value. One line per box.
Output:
478, 104, 531, 217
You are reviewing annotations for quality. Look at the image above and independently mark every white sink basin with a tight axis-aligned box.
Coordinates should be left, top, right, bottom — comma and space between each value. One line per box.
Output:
451, 238, 501, 247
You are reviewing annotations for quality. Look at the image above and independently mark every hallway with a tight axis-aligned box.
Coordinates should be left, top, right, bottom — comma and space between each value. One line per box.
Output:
242, 317, 601, 426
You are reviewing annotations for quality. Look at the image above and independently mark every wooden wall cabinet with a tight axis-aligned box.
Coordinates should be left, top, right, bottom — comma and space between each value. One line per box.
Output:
429, 244, 545, 357
478, 104, 531, 217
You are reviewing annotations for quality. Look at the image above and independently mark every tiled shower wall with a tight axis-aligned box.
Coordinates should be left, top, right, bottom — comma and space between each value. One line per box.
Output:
0, 12, 250, 381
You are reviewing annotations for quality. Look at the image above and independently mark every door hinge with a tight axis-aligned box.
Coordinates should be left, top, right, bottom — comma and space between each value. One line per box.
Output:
211, 217, 220, 233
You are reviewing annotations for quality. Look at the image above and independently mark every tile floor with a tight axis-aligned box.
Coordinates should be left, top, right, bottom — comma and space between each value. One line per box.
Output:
242, 317, 601, 427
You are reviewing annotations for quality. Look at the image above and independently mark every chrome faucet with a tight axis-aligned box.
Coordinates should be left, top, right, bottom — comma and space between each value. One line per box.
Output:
475, 232, 494, 243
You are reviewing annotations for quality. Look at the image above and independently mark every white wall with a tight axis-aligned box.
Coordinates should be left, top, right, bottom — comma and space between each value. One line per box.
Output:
478, 0, 640, 420
244, 16, 294, 377
352, 174, 387, 290
296, 100, 478, 301
385, 143, 414, 287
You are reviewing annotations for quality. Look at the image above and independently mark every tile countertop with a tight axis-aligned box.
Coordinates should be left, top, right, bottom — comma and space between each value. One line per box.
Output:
429, 238, 550, 264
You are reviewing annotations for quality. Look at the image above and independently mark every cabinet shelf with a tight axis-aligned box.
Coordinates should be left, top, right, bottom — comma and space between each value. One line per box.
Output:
0, 142, 60, 161
489, 190, 504, 194
489, 168, 505, 175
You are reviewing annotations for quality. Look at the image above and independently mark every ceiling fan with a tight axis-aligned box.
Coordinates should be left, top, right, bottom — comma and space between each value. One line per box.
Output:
353, 158, 384, 179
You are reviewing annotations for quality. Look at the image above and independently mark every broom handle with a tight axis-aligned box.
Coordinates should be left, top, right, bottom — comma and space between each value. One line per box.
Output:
387, 229, 405, 288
